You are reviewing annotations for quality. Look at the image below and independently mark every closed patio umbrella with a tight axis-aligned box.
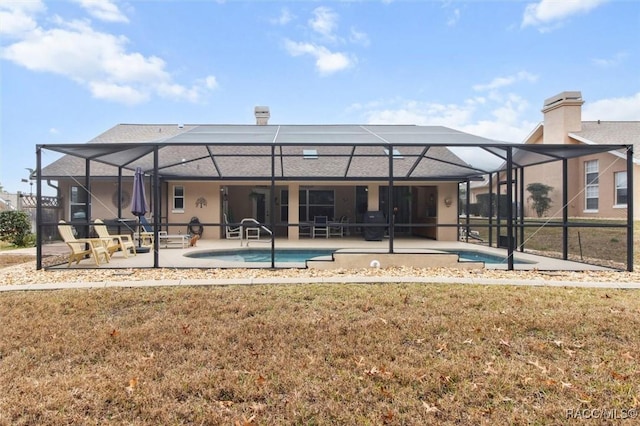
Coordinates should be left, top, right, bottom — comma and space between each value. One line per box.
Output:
131, 167, 149, 250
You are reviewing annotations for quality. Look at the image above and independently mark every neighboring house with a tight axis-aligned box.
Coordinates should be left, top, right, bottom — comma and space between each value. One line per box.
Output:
522, 91, 639, 219
471, 91, 639, 220
0, 191, 18, 211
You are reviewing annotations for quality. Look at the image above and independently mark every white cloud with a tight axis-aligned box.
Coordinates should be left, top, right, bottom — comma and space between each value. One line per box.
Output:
1, 13, 217, 105
583, 92, 640, 121
522, 0, 609, 31
270, 7, 293, 26
355, 93, 536, 143
284, 8, 364, 75
349, 27, 370, 47
72, 0, 129, 23
284, 39, 353, 75
447, 8, 461, 27
473, 71, 538, 92
309, 6, 338, 41
591, 51, 628, 68
202, 75, 218, 90
0, 0, 46, 37
89, 81, 149, 104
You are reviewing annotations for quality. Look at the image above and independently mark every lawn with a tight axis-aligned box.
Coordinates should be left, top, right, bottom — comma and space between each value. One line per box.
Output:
1, 284, 639, 425
462, 218, 631, 268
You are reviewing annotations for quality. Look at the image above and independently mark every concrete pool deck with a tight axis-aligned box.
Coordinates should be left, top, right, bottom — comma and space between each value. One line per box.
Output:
39, 237, 612, 271
3, 238, 640, 292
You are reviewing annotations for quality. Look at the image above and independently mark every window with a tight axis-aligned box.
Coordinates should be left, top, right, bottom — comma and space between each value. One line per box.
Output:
281, 189, 335, 222
173, 185, 184, 211
383, 148, 403, 159
69, 186, 88, 220
584, 160, 599, 211
303, 149, 318, 159
615, 171, 627, 206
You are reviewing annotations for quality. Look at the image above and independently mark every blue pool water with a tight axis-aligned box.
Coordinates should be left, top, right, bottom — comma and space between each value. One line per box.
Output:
186, 249, 335, 263
186, 248, 534, 265
441, 250, 534, 264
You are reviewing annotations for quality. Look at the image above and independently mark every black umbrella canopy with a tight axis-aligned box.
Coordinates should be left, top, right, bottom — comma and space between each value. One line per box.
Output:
131, 167, 150, 250
131, 167, 148, 217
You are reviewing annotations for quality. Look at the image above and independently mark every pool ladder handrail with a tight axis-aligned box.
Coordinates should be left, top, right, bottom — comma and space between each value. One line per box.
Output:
240, 218, 273, 246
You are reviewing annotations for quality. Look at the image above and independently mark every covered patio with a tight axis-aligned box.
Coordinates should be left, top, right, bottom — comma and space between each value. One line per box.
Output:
34, 124, 634, 271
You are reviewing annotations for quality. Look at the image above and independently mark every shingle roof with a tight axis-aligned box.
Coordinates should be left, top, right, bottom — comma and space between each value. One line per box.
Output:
41, 124, 494, 181
41, 123, 630, 181
570, 121, 640, 159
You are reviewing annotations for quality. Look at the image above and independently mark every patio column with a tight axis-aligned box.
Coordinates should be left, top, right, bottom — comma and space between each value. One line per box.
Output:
288, 182, 300, 240
367, 184, 379, 211
210, 184, 221, 239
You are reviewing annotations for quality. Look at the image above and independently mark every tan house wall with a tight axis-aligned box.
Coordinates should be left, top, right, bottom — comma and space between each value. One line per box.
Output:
59, 180, 142, 222
166, 181, 221, 238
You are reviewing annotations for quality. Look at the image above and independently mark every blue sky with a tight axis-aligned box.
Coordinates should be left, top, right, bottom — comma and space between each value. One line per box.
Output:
1, 0, 639, 195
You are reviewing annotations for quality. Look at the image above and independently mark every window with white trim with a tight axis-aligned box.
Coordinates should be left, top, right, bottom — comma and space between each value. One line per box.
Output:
584, 160, 599, 211
614, 171, 627, 206
70, 185, 89, 220
173, 185, 185, 211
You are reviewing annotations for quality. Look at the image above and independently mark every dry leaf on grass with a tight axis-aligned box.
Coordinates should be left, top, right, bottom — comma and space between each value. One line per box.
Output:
125, 377, 138, 394
422, 401, 440, 413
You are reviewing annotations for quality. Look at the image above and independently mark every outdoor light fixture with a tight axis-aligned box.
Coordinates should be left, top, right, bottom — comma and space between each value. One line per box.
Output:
444, 197, 452, 208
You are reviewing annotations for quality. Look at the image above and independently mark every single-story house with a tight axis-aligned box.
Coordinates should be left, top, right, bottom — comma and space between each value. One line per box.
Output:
35, 106, 634, 270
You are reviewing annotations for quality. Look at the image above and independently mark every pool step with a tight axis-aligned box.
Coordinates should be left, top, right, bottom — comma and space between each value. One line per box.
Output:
307, 252, 483, 270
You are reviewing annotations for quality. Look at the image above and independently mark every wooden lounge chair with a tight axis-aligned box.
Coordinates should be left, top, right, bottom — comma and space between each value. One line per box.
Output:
93, 219, 136, 257
58, 220, 110, 267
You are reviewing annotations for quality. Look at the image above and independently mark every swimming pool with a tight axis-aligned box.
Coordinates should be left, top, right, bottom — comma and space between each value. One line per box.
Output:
185, 249, 335, 263
185, 248, 534, 266
440, 250, 535, 264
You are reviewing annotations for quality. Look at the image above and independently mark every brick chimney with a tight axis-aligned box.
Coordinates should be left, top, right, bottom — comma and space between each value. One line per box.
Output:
255, 106, 270, 125
541, 91, 584, 144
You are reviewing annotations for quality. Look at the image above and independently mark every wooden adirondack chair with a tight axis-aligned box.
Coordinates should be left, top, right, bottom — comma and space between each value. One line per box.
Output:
58, 220, 110, 267
93, 219, 136, 257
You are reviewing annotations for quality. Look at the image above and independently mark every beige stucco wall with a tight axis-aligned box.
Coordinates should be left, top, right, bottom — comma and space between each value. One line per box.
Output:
522, 149, 630, 219
56, 179, 468, 242
59, 180, 142, 222
165, 182, 221, 238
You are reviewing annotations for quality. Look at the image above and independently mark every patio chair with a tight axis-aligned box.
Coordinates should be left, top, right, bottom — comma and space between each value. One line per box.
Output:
57, 220, 110, 267
329, 216, 348, 237
224, 213, 242, 239
299, 222, 311, 238
241, 218, 261, 240
312, 215, 329, 238
93, 219, 136, 257
135, 216, 158, 247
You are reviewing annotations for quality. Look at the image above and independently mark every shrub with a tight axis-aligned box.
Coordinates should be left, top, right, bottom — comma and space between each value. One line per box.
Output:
0, 210, 33, 247
527, 183, 553, 218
